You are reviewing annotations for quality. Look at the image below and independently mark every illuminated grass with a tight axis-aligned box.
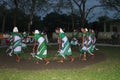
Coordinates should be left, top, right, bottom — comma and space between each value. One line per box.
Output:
0, 46, 120, 80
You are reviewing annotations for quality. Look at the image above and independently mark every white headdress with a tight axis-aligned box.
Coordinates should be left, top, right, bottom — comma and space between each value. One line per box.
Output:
60, 28, 64, 33
34, 30, 39, 34
85, 28, 88, 31
23, 32, 26, 34
13, 27, 19, 32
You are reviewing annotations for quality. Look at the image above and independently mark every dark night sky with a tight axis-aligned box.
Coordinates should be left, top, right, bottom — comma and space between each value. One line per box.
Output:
38, 0, 114, 22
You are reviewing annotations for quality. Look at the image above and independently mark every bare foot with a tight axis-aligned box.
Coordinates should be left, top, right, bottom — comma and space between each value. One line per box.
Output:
70, 58, 74, 62
82, 58, 87, 61
16, 58, 20, 63
91, 54, 95, 60
57, 60, 64, 63
16, 57, 20, 63
45, 61, 50, 65
36, 61, 39, 64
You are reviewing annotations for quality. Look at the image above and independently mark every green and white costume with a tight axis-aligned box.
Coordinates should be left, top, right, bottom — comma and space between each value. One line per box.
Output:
71, 31, 79, 45
22, 32, 27, 49
58, 29, 72, 59
80, 31, 93, 55
12, 33, 22, 54
90, 31, 97, 51
34, 33, 47, 59
6, 33, 13, 56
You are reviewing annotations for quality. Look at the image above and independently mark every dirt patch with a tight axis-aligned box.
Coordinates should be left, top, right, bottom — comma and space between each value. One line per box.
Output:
0, 52, 106, 70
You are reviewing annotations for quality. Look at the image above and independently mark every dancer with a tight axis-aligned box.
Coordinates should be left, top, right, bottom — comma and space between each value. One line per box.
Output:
55, 28, 74, 63
12, 27, 22, 62
32, 30, 49, 65
89, 29, 99, 51
80, 27, 94, 61
41, 31, 49, 43
6, 32, 13, 56
21, 32, 27, 49
71, 28, 80, 46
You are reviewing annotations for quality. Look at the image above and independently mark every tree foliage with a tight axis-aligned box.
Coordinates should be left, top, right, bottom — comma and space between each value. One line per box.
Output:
99, 0, 120, 12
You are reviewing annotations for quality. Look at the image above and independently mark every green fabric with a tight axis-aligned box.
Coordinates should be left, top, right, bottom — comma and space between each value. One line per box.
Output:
34, 33, 47, 59
38, 40, 47, 51
34, 34, 43, 41
14, 51, 22, 54
80, 31, 91, 53
36, 46, 47, 58
58, 32, 72, 58
81, 31, 90, 44
22, 43, 27, 49
82, 31, 89, 39
12, 33, 22, 37
90, 32, 96, 52
13, 40, 21, 48
87, 44, 93, 53
58, 33, 65, 38
62, 40, 72, 56
72, 32, 79, 38
22, 32, 27, 38
91, 32, 95, 39
9, 35, 13, 46
80, 49, 86, 53
12, 33, 22, 54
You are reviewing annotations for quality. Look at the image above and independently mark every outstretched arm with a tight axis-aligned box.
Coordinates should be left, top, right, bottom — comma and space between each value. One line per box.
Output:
58, 37, 62, 50
32, 39, 36, 53
82, 36, 84, 47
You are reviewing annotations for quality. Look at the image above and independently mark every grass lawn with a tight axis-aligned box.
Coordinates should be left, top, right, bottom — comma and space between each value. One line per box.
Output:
0, 45, 120, 80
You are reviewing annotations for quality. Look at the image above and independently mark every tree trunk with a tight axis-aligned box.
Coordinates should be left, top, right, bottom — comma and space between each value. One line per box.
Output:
28, 14, 33, 32
2, 15, 6, 33
71, 13, 74, 29
28, 0, 36, 32
13, 0, 18, 27
82, 0, 86, 27
73, 0, 88, 27
69, 0, 75, 30
13, 14, 16, 27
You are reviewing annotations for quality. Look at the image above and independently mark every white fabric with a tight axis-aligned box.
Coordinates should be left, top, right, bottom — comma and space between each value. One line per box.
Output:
22, 43, 26, 48
35, 30, 39, 34
44, 34, 49, 43
13, 27, 18, 32
71, 38, 78, 45
60, 28, 64, 33
14, 36, 21, 52
85, 28, 88, 31
61, 36, 67, 48
38, 37, 44, 45
82, 46, 88, 51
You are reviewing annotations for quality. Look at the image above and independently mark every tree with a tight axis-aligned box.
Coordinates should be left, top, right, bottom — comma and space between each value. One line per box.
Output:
72, 0, 103, 27
27, 0, 36, 32
0, 4, 8, 32
13, 0, 19, 26
42, 12, 80, 32
50, 0, 103, 27
99, 0, 120, 18
99, 0, 120, 12
0, 0, 20, 27
48, 0, 76, 29
0, 0, 48, 32
20, 0, 48, 32
68, 0, 75, 29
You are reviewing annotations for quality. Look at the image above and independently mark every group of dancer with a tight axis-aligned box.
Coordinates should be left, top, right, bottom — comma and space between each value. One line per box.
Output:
6, 26, 98, 65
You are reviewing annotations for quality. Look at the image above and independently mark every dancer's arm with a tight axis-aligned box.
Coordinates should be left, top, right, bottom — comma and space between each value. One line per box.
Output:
32, 40, 36, 53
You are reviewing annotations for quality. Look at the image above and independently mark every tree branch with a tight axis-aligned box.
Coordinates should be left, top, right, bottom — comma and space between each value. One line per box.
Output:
72, 0, 80, 7
72, 0, 83, 17
85, 5, 103, 18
